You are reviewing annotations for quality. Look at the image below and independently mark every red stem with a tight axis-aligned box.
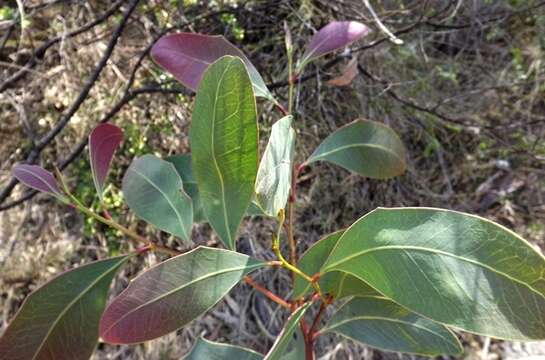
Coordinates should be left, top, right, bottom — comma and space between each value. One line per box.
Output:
244, 276, 291, 309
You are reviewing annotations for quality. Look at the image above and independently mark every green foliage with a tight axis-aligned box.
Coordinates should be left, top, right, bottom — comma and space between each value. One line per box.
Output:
186, 338, 263, 360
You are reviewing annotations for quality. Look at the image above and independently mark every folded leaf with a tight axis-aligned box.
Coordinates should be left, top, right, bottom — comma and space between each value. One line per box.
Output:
264, 302, 311, 360
322, 296, 462, 356
305, 119, 406, 179
0, 255, 129, 360
166, 154, 205, 222
89, 123, 123, 201
123, 154, 193, 242
151, 32, 274, 101
190, 56, 258, 249
298, 21, 371, 72
255, 115, 295, 216
12, 164, 66, 201
100, 247, 266, 344
322, 207, 545, 340
293, 230, 377, 300
185, 338, 263, 360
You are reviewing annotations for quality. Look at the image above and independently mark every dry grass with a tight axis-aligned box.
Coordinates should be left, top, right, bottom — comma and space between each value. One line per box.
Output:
1, 0, 544, 359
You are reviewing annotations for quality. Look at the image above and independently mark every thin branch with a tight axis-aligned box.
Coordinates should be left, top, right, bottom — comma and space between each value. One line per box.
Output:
244, 276, 291, 309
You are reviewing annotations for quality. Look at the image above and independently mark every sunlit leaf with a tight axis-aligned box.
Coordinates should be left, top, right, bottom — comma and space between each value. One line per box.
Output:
322, 207, 545, 340
166, 154, 205, 223
255, 115, 295, 216
298, 21, 371, 72
305, 119, 406, 179
293, 230, 377, 300
100, 247, 266, 344
12, 164, 66, 201
151, 32, 275, 101
264, 302, 311, 360
190, 56, 258, 249
185, 337, 263, 360
0, 255, 129, 360
89, 123, 123, 201
123, 154, 193, 242
322, 296, 462, 356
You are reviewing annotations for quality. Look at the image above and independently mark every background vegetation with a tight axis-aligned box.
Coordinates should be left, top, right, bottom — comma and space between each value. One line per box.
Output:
0, 0, 544, 358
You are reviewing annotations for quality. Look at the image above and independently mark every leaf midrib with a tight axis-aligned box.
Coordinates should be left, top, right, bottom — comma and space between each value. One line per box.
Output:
310, 143, 403, 164
323, 245, 545, 300
16, 167, 59, 195
102, 262, 264, 335
32, 257, 126, 360
91, 132, 121, 197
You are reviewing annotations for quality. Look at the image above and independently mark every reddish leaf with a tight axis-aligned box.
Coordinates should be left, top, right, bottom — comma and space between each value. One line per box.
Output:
100, 247, 265, 344
327, 58, 359, 87
151, 33, 273, 101
299, 21, 371, 71
0, 255, 129, 360
89, 123, 123, 201
12, 164, 65, 200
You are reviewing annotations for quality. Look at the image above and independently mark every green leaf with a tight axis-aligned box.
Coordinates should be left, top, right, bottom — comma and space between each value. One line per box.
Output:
255, 115, 295, 216
185, 337, 263, 360
322, 296, 462, 356
264, 302, 311, 360
293, 230, 377, 300
123, 154, 193, 242
166, 154, 205, 222
100, 247, 266, 344
305, 119, 406, 179
0, 255, 129, 360
190, 55, 258, 250
322, 207, 545, 340
282, 328, 305, 360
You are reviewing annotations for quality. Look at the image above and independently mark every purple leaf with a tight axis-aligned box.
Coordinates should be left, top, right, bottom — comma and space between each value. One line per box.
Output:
89, 123, 123, 201
12, 164, 64, 199
299, 21, 371, 70
150, 33, 273, 100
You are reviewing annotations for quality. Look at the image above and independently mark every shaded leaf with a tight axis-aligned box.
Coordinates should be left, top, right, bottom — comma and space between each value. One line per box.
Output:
327, 58, 359, 87
293, 230, 376, 300
12, 164, 66, 201
322, 296, 462, 356
298, 21, 371, 71
305, 119, 406, 179
151, 32, 274, 101
282, 328, 305, 360
255, 115, 295, 216
166, 154, 205, 222
100, 247, 266, 344
190, 56, 258, 249
123, 154, 193, 242
185, 338, 263, 360
0, 255, 129, 360
89, 123, 123, 201
264, 302, 311, 360
322, 207, 545, 340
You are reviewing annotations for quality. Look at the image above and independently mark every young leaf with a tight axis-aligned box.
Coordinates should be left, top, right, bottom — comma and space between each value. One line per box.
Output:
151, 32, 275, 102
122, 154, 193, 242
166, 154, 205, 222
255, 115, 295, 216
322, 207, 545, 340
0, 255, 129, 360
190, 56, 258, 250
264, 302, 311, 360
185, 338, 263, 360
293, 230, 377, 300
100, 247, 266, 344
321, 296, 463, 356
12, 164, 66, 201
305, 119, 406, 179
298, 21, 371, 72
327, 58, 359, 87
89, 123, 123, 201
